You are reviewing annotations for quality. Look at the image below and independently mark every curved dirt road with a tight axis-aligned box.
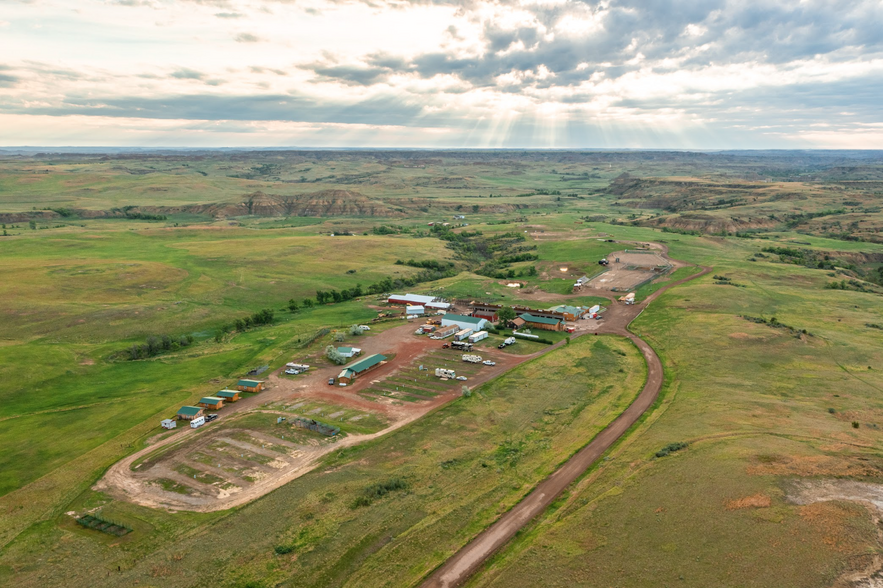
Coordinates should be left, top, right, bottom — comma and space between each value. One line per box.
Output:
419, 250, 710, 588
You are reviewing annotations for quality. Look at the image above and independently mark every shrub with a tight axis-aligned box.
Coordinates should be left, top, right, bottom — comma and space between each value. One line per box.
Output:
828, 408, 836, 414
655, 442, 689, 458
274, 545, 295, 555
852, 421, 860, 429
351, 478, 409, 508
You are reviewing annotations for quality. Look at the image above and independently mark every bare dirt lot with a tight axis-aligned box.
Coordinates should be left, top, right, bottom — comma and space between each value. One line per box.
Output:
96, 323, 536, 511
588, 250, 672, 291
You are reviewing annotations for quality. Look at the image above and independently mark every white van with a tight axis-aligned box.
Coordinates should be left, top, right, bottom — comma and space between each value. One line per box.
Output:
190, 416, 206, 429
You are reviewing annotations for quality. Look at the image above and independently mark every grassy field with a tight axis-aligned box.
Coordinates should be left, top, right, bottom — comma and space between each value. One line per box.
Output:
467, 232, 883, 588
1, 334, 645, 588
2, 151, 883, 587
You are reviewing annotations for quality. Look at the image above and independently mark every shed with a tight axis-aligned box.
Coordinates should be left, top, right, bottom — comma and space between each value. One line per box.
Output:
406, 305, 425, 315
237, 379, 263, 392
455, 328, 474, 341
161, 419, 177, 430
176, 406, 204, 421
337, 346, 362, 358
511, 317, 526, 328
215, 389, 241, 402
338, 353, 387, 384
198, 396, 225, 410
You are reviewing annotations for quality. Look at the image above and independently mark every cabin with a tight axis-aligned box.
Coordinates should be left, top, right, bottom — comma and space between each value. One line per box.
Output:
337, 346, 362, 359
237, 379, 263, 393
198, 396, 225, 410
519, 313, 565, 331
338, 353, 387, 384
160, 419, 177, 430
176, 406, 204, 421
441, 313, 489, 332
215, 389, 241, 402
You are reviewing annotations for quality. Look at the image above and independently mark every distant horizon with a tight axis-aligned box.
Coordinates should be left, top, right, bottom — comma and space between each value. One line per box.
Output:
3, 146, 883, 154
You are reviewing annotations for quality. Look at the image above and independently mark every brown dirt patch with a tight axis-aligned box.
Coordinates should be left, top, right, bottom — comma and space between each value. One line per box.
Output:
725, 493, 771, 510
799, 502, 866, 553
748, 454, 883, 478
728, 332, 751, 339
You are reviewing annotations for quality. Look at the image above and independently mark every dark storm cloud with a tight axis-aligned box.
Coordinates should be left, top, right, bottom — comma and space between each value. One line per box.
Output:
0, 73, 20, 88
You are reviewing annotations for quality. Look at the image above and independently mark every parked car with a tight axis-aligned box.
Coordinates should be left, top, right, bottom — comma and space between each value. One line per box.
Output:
285, 368, 301, 375
455, 376, 467, 381
328, 377, 335, 385
482, 360, 496, 366
442, 343, 450, 349
498, 344, 506, 349
205, 414, 219, 422
358, 325, 371, 331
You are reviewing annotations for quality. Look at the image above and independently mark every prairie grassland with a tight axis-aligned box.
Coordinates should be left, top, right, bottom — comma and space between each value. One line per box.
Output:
1, 334, 645, 588
467, 234, 883, 588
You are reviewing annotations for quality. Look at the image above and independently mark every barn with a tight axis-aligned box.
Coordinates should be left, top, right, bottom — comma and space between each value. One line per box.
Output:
387, 293, 451, 310
519, 313, 565, 331
176, 406, 204, 421
237, 379, 263, 392
198, 396, 225, 410
338, 353, 387, 384
215, 389, 241, 402
471, 303, 502, 322
440, 314, 489, 332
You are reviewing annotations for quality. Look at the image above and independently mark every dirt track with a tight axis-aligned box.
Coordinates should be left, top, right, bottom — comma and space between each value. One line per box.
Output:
419, 245, 710, 588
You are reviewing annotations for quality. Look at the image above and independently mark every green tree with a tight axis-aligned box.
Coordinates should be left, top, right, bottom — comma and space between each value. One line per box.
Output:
497, 306, 516, 325
325, 345, 346, 365
288, 298, 299, 313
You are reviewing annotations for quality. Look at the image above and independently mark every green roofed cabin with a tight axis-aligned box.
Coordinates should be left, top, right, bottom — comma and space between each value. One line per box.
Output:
519, 313, 564, 331
177, 406, 204, 421
215, 389, 241, 402
198, 396, 225, 410
237, 379, 263, 393
338, 353, 387, 384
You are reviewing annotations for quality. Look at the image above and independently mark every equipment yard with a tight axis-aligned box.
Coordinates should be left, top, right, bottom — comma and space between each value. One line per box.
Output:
588, 249, 674, 291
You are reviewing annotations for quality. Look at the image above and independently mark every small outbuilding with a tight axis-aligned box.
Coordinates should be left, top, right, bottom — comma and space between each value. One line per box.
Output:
215, 389, 241, 402
198, 396, 225, 410
237, 379, 263, 392
161, 419, 177, 430
176, 406, 204, 421
337, 346, 362, 359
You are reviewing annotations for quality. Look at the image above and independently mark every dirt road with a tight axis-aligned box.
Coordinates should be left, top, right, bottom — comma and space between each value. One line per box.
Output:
419, 249, 710, 588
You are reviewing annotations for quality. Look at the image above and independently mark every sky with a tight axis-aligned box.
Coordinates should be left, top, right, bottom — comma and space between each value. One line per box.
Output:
1, 0, 882, 148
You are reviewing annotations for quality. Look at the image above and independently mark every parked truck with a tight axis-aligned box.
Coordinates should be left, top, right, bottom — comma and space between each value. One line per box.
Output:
462, 354, 483, 363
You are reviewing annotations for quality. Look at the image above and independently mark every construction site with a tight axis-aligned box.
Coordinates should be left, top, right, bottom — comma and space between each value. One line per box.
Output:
587, 249, 673, 291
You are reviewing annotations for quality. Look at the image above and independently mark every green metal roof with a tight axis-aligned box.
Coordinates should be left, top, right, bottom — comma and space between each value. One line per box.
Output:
216, 390, 238, 398
441, 314, 486, 325
237, 379, 262, 387
338, 347, 354, 354
345, 353, 387, 374
519, 313, 562, 325
177, 406, 202, 417
199, 396, 224, 404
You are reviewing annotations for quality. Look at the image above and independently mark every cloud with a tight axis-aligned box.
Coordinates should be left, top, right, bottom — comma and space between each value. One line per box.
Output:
170, 68, 206, 80
0, 74, 20, 88
214, 12, 243, 18
233, 32, 261, 43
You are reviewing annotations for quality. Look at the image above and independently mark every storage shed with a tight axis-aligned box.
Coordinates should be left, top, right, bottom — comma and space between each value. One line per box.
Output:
338, 353, 387, 384
176, 406, 204, 420
337, 346, 362, 359
161, 419, 177, 430
215, 389, 241, 402
237, 379, 263, 392
198, 396, 225, 410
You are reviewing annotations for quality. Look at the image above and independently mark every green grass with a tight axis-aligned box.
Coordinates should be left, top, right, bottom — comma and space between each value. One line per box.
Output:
1, 334, 645, 587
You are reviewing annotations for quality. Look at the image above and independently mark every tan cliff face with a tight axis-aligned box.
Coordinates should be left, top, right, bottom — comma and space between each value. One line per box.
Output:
0, 189, 538, 223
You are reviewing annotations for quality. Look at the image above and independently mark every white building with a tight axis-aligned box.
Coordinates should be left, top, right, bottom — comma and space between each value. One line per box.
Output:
441, 314, 489, 332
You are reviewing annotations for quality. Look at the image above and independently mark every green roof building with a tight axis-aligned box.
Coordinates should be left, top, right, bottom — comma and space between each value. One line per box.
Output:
519, 313, 564, 331
176, 405, 204, 420
338, 353, 387, 383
